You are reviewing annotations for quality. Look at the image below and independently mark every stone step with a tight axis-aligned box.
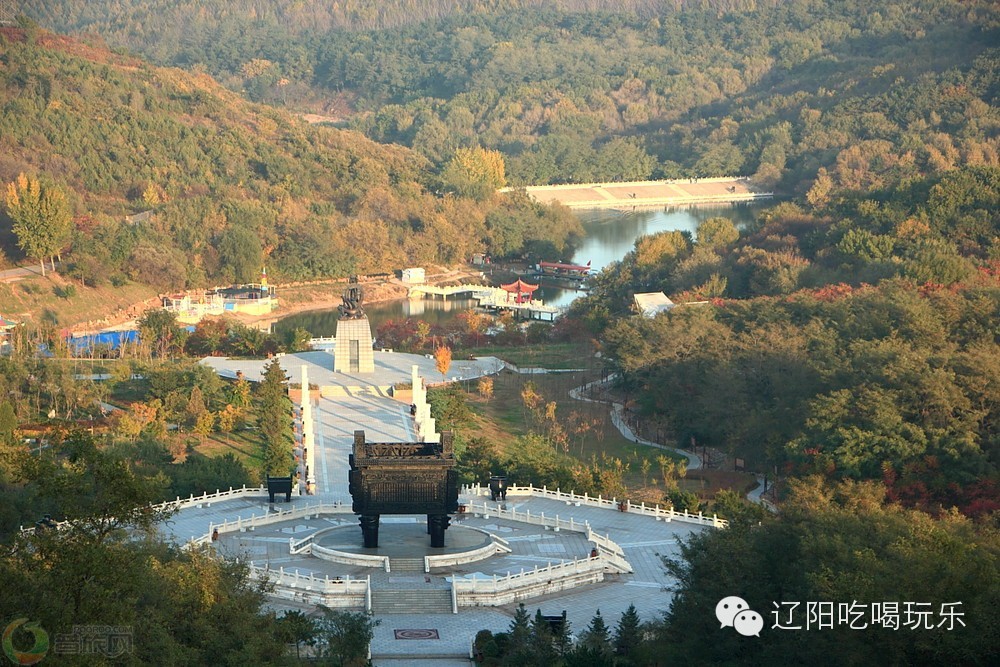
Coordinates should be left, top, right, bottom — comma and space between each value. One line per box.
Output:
371, 589, 453, 614
389, 557, 425, 572
371, 657, 471, 665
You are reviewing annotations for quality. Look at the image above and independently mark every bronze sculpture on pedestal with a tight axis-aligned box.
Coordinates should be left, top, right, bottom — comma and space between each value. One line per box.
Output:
347, 430, 458, 548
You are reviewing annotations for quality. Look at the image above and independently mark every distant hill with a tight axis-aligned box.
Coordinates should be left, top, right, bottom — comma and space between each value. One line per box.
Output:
30, 0, 718, 37
0, 27, 578, 292
25, 0, 1000, 193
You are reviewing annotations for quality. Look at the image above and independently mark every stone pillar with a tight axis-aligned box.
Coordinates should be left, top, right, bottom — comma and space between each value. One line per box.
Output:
334, 317, 375, 373
360, 514, 380, 548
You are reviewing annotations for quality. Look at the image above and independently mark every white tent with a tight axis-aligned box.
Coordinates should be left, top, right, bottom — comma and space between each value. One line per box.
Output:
633, 292, 676, 317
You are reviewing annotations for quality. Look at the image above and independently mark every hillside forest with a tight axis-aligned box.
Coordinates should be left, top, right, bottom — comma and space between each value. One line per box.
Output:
0, 1, 997, 664
26, 0, 1000, 189
0, 27, 580, 291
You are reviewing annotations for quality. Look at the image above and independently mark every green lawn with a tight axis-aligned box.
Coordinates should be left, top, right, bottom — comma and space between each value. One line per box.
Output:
195, 431, 264, 465
459, 342, 597, 370
466, 369, 687, 498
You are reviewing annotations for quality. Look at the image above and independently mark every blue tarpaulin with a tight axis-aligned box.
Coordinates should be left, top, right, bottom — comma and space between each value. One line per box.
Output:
65, 325, 194, 355
67, 330, 140, 353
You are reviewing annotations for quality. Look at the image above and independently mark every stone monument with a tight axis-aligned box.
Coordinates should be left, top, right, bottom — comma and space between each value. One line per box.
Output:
348, 430, 459, 548
334, 277, 374, 373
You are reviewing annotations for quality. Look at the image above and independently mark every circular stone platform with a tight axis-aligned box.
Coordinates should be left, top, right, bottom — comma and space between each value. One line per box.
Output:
318, 522, 492, 557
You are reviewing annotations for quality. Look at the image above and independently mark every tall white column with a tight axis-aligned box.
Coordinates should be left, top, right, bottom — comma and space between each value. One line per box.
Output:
300, 365, 315, 494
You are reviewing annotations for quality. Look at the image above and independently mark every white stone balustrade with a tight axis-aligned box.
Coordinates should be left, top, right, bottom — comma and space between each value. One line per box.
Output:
249, 564, 369, 610
462, 483, 728, 528
453, 557, 606, 607
192, 501, 352, 545
424, 532, 512, 572
464, 501, 632, 574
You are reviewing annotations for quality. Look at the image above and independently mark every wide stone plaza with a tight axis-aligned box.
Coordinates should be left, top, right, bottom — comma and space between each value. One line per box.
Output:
160, 348, 715, 664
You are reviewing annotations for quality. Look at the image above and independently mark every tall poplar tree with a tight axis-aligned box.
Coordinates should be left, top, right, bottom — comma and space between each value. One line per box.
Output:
4, 173, 72, 275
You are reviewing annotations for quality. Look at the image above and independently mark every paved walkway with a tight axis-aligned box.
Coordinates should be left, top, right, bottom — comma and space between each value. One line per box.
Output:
569, 375, 702, 470
168, 350, 709, 664
161, 495, 704, 663
0, 262, 59, 283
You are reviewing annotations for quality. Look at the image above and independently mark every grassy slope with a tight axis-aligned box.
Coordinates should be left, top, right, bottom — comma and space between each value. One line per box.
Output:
465, 370, 728, 500
0, 273, 157, 330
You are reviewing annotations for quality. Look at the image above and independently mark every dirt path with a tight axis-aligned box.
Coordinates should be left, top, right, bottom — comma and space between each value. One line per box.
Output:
0, 263, 55, 283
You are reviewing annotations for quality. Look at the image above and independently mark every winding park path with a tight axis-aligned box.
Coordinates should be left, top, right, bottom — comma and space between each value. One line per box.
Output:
0, 262, 56, 283
564, 372, 774, 511
567, 374, 703, 470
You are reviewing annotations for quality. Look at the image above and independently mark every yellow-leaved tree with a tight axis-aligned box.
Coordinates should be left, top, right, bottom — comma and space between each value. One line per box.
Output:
434, 345, 452, 381
442, 147, 506, 201
4, 173, 73, 275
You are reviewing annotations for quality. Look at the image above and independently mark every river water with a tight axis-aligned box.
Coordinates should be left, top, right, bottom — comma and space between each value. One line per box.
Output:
275, 202, 767, 337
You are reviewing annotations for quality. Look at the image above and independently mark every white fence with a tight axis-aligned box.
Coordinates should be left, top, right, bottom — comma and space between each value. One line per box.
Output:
462, 484, 728, 528
453, 557, 607, 607
586, 528, 632, 573
21, 484, 285, 537
466, 500, 590, 533
425, 531, 512, 572
190, 501, 353, 545
249, 564, 370, 610
464, 501, 632, 575
152, 484, 285, 514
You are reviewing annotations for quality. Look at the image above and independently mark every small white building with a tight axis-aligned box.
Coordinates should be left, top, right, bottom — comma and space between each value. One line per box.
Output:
401, 267, 425, 284
633, 292, 676, 317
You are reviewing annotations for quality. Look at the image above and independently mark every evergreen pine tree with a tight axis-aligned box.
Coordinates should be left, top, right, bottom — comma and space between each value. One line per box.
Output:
530, 609, 557, 666
614, 604, 642, 663
256, 359, 291, 478
568, 609, 613, 665
509, 602, 531, 635
503, 603, 533, 666
0, 400, 17, 447
581, 610, 610, 652
552, 611, 572, 660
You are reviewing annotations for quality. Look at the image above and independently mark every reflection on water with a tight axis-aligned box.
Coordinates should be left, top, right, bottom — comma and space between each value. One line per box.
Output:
544, 202, 763, 307
275, 202, 768, 335
573, 202, 759, 271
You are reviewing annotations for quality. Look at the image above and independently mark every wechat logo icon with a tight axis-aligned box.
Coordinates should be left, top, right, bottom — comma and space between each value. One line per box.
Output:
716, 596, 763, 637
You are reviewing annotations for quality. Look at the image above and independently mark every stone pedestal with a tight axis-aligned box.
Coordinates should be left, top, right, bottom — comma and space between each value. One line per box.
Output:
334, 317, 374, 373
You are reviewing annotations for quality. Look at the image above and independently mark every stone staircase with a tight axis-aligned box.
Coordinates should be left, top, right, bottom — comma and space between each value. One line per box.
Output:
389, 557, 425, 572
370, 588, 453, 614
